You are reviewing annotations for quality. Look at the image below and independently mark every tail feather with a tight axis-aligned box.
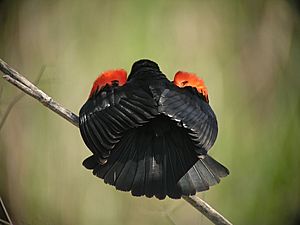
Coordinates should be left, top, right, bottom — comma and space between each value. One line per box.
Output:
202, 155, 230, 178
131, 132, 147, 196
115, 154, 137, 191
147, 135, 165, 199
177, 172, 197, 196
82, 117, 229, 199
177, 155, 229, 195
144, 137, 156, 198
195, 159, 220, 186
92, 132, 133, 181
183, 164, 209, 192
82, 155, 98, 170
165, 135, 182, 199
115, 136, 138, 191
103, 134, 134, 186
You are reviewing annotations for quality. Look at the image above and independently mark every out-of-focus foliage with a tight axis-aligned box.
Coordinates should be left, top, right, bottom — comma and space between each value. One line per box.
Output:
1, 0, 300, 224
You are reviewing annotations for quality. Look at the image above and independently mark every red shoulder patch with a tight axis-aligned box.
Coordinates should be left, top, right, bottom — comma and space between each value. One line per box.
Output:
174, 71, 209, 102
89, 69, 127, 98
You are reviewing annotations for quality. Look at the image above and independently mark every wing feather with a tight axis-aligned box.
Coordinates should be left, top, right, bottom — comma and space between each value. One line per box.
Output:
158, 87, 218, 155
79, 84, 158, 160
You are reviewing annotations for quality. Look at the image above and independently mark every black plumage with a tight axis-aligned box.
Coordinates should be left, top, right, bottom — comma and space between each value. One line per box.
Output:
79, 59, 229, 199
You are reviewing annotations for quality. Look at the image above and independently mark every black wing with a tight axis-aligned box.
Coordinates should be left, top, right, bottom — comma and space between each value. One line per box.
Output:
79, 83, 158, 161
157, 85, 218, 156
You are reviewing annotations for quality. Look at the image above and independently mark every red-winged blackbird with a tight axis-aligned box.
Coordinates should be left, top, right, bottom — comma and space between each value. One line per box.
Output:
79, 59, 229, 199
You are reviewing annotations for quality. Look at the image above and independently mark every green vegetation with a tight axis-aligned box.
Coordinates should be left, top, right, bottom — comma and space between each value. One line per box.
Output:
1, 0, 300, 224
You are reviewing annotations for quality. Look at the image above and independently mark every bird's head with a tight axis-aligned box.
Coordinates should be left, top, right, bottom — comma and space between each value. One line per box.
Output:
127, 59, 162, 81
174, 71, 209, 102
89, 69, 127, 98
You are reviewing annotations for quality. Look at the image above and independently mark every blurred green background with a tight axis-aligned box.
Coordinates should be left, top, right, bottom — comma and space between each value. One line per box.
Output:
1, 0, 300, 224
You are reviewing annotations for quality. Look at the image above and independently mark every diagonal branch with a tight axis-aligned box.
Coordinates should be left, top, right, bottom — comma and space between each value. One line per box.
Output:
0, 65, 46, 130
0, 59, 78, 127
182, 196, 231, 225
0, 58, 232, 225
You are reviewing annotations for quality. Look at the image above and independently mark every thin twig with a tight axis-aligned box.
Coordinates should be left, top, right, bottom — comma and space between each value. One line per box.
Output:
182, 196, 231, 225
0, 197, 13, 225
0, 66, 46, 130
0, 218, 10, 225
0, 59, 78, 127
0, 58, 232, 225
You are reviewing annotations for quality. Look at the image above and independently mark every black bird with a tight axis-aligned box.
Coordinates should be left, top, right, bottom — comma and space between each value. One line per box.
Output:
79, 59, 229, 199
